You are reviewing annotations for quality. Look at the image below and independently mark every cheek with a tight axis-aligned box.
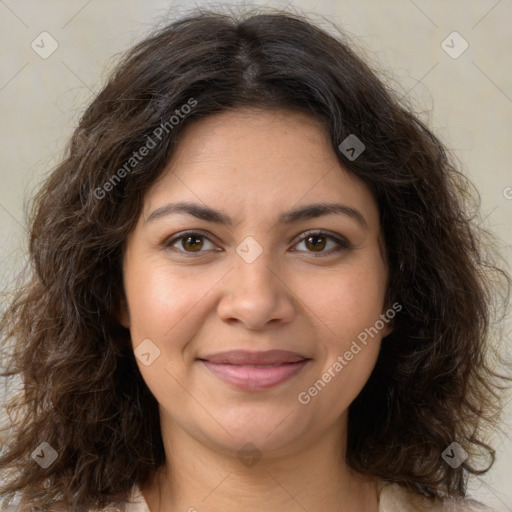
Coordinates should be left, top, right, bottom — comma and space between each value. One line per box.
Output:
296, 265, 385, 418
301, 260, 388, 344
295, 253, 387, 399
123, 260, 213, 405
123, 257, 209, 349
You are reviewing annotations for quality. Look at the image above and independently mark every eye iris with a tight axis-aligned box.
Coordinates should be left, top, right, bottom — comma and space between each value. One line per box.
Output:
182, 235, 203, 252
305, 235, 326, 252
178, 234, 332, 252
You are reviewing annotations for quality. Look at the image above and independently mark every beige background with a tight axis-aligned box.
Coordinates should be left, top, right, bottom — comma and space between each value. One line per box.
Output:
1, 0, 511, 509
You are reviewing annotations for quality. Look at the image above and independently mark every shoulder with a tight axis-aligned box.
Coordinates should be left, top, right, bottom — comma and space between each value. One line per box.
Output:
6, 485, 149, 512
86, 484, 150, 512
378, 482, 498, 512
116, 483, 151, 512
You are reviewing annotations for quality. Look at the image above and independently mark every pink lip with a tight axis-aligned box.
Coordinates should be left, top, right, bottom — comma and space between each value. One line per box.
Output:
198, 350, 311, 391
200, 349, 307, 365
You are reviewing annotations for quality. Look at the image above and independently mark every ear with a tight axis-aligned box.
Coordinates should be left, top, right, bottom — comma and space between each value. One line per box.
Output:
380, 301, 402, 339
381, 318, 393, 339
115, 295, 131, 329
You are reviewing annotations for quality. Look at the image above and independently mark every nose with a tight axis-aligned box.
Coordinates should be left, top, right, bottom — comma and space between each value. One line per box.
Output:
216, 251, 296, 330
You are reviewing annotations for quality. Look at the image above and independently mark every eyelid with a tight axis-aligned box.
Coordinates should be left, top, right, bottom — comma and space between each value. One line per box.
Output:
163, 229, 351, 256
291, 229, 349, 245
164, 229, 220, 253
291, 229, 351, 257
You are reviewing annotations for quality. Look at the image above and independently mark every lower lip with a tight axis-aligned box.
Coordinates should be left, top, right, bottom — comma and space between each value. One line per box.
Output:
201, 360, 310, 391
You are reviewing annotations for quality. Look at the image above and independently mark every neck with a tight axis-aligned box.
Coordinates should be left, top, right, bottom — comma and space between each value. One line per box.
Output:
140, 417, 380, 512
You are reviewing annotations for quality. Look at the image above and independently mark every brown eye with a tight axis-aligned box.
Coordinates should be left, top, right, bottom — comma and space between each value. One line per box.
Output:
293, 231, 350, 257
181, 235, 204, 252
165, 231, 217, 254
304, 234, 327, 252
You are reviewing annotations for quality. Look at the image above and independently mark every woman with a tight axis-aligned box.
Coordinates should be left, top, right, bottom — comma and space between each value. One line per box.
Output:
0, 7, 510, 512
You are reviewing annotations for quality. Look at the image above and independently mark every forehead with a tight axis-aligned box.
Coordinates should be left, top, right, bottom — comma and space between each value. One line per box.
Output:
168, 107, 332, 171
143, 108, 378, 227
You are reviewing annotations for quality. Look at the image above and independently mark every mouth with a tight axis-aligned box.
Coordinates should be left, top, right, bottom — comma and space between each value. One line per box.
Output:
197, 350, 312, 391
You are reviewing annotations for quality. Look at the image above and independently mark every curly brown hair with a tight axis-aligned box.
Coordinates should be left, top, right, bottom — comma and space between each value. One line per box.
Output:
1, 6, 510, 511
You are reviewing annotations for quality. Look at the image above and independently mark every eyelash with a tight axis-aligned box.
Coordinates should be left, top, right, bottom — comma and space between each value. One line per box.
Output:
163, 230, 351, 258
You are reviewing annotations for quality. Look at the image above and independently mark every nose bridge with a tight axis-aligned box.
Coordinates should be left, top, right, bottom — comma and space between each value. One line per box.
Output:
232, 242, 281, 301
234, 245, 276, 289
217, 239, 294, 328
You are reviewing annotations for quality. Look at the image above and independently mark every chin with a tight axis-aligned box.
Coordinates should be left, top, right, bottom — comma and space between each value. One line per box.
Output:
201, 407, 310, 456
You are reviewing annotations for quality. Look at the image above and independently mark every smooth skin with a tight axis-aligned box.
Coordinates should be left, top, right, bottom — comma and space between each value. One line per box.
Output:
118, 108, 392, 512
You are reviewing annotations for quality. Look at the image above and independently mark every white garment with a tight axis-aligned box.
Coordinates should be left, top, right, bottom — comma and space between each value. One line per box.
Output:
117, 481, 498, 512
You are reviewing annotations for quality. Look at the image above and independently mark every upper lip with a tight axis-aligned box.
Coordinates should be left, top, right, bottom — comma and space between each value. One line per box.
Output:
198, 350, 309, 365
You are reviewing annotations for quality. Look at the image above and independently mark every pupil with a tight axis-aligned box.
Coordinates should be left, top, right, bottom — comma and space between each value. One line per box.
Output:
184, 236, 203, 251
306, 235, 326, 251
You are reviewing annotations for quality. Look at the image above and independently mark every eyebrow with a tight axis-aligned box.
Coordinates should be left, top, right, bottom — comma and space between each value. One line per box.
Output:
144, 201, 368, 229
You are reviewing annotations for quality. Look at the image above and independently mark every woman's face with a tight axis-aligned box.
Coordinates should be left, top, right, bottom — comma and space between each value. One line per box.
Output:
119, 108, 391, 458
